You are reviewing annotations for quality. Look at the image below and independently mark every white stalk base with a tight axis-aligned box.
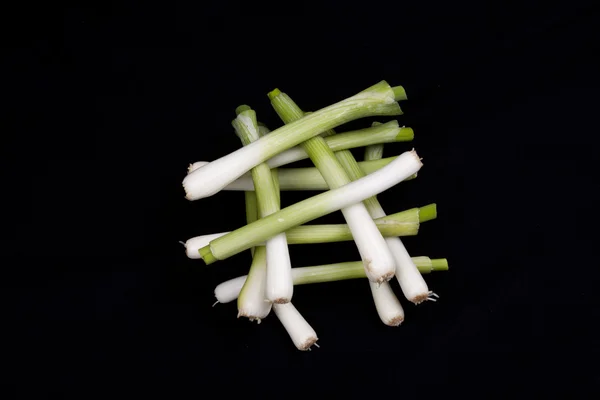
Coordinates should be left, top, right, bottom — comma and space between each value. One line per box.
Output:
369, 281, 405, 326
273, 302, 319, 351
265, 233, 294, 303
341, 204, 396, 283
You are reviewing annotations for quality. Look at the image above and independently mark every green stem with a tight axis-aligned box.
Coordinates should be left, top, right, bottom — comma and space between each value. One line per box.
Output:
266, 120, 413, 169
184, 81, 403, 201
214, 256, 449, 303
292, 257, 448, 285
232, 109, 279, 217
322, 122, 413, 155
244, 192, 258, 225
418, 203, 437, 222
185, 206, 435, 257
234, 108, 292, 305
393, 85, 407, 101
244, 191, 258, 256
284, 206, 425, 243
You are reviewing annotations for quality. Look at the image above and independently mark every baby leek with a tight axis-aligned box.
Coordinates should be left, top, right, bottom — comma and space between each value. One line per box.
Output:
182, 81, 403, 200
233, 108, 293, 305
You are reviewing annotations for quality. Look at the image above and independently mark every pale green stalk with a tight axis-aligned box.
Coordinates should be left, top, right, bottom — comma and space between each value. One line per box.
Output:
244, 192, 257, 257
269, 89, 398, 284
235, 112, 271, 319
185, 205, 436, 259
234, 107, 293, 309
292, 257, 448, 284
265, 121, 413, 168
281, 205, 437, 244
213, 257, 449, 304
199, 150, 423, 265
183, 81, 403, 200
257, 124, 279, 203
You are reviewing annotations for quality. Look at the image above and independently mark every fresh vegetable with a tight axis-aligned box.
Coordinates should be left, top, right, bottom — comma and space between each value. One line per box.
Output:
213, 257, 449, 304
184, 204, 436, 258
182, 81, 403, 200
179, 81, 449, 351
187, 157, 417, 191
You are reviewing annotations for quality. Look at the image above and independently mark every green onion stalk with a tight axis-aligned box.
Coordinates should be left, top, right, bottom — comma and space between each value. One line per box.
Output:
184, 204, 436, 258
233, 108, 293, 307
187, 157, 417, 191
199, 121, 412, 170
182, 80, 404, 200
213, 257, 449, 304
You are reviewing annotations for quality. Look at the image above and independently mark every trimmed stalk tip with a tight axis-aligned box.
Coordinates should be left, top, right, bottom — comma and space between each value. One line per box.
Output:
235, 104, 252, 115
267, 88, 282, 100
431, 258, 449, 271
392, 85, 407, 101
398, 127, 414, 141
419, 204, 437, 222
198, 245, 218, 265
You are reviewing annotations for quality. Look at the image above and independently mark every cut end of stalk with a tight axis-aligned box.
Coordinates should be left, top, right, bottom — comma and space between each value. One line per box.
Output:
392, 85, 407, 101
431, 258, 449, 271
372, 270, 396, 284
235, 104, 252, 115
199, 245, 218, 265
183, 184, 194, 201
364, 258, 396, 284
267, 88, 282, 101
410, 292, 430, 305
385, 315, 404, 327
409, 149, 423, 166
298, 337, 319, 351
397, 127, 414, 141
237, 311, 267, 322
419, 203, 437, 222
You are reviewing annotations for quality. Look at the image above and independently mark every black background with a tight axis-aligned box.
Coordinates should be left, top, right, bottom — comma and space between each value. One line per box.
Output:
4, 2, 599, 397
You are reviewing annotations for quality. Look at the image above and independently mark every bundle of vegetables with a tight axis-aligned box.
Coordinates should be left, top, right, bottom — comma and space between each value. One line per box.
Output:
182, 81, 448, 350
